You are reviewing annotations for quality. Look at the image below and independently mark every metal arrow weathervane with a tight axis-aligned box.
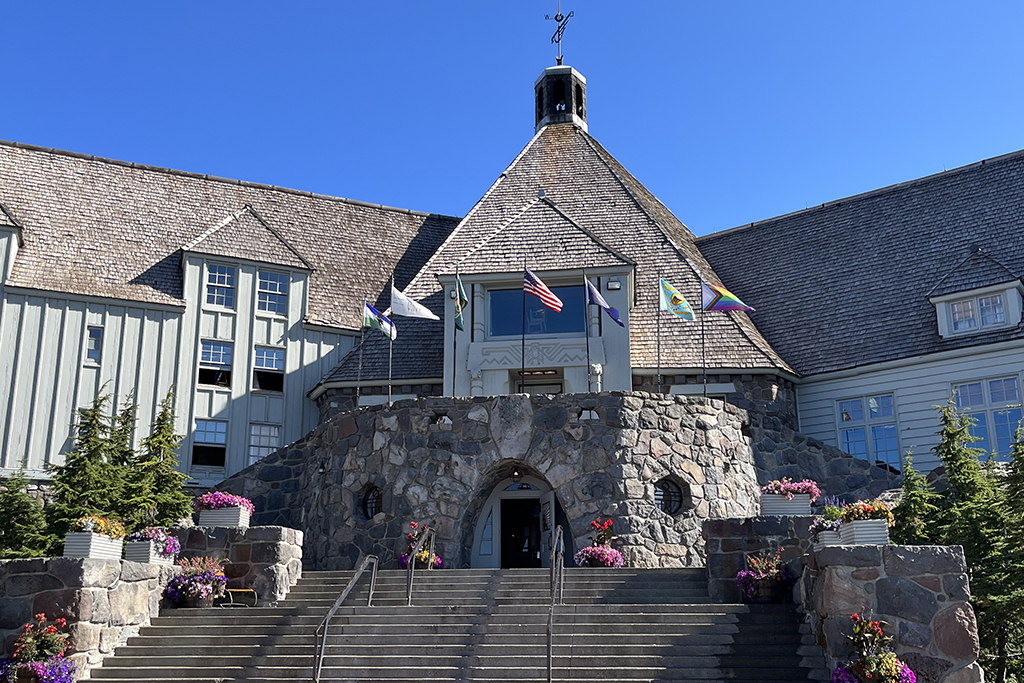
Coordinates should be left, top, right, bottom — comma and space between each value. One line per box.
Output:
545, 1, 574, 65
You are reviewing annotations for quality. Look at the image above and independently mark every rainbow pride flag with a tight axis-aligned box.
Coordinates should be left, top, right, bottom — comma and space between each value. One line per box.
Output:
701, 282, 755, 312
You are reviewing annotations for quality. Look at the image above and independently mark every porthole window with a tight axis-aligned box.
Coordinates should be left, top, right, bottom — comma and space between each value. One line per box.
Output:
362, 486, 383, 520
654, 479, 684, 515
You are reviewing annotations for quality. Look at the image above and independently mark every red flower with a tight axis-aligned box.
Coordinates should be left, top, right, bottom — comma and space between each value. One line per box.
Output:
34, 613, 46, 621
55, 618, 67, 627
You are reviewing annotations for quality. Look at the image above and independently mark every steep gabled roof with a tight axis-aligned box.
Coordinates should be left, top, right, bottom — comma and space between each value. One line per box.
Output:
0, 140, 459, 327
184, 205, 313, 270
323, 124, 791, 383
698, 148, 1024, 376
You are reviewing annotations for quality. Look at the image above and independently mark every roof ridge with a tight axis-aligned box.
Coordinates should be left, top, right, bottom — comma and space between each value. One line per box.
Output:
0, 138, 460, 221
697, 146, 1024, 243
243, 204, 315, 270
925, 247, 1021, 297
538, 197, 637, 266
183, 205, 315, 270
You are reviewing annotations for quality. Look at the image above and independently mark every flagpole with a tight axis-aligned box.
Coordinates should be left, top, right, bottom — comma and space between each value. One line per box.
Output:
358, 298, 365, 406
583, 270, 592, 393
388, 274, 394, 403
701, 290, 708, 398
452, 268, 458, 398
521, 258, 527, 394
657, 275, 662, 393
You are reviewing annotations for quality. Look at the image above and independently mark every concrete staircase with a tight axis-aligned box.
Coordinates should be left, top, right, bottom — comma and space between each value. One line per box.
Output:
90, 567, 828, 682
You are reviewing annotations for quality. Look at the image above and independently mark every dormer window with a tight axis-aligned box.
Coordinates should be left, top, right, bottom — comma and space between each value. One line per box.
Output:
930, 281, 1022, 339
206, 264, 236, 309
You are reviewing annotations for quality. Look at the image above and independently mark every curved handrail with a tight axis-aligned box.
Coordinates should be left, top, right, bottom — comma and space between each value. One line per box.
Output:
313, 554, 379, 683
406, 525, 437, 606
547, 525, 565, 683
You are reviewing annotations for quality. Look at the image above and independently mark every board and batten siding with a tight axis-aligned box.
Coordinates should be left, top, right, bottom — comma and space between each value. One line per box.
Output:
0, 288, 183, 477
796, 340, 1024, 473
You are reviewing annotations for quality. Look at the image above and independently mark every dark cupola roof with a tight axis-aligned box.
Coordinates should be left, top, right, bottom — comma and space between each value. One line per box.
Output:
534, 65, 587, 133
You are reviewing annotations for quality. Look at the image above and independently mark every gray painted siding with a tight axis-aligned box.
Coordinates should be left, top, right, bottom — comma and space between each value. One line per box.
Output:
797, 341, 1024, 473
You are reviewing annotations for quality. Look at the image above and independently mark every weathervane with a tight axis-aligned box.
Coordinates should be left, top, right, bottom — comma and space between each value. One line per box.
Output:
545, 1, 574, 65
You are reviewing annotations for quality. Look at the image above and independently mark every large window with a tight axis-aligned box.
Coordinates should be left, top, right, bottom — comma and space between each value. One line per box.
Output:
249, 424, 280, 465
206, 264, 236, 309
836, 394, 901, 472
198, 341, 233, 387
950, 293, 1006, 332
253, 346, 285, 392
953, 376, 1022, 460
257, 271, 289, 316
488, 286, 585, 337
193, 419, 227, 468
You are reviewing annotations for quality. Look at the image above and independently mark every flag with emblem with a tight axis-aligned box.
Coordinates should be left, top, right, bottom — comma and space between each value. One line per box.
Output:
585, 278, 624, 327
363, 301, 397, 340
659, 279, 694, 320
454, 275, 469, 331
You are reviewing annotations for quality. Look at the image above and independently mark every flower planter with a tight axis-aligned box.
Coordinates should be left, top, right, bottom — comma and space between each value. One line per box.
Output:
198, 506, 250, 528
124, 540, 176, 565
63, 532, 123, 560
744, 578, 787, 604
760, 493, 811, 516
813, 530, 842, 552
14, 667, 38, 683
181, 594, 215, 609
839, 519, 890, 545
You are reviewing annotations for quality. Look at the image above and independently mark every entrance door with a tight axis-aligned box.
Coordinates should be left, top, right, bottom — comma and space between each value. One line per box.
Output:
500, 498, 542, 568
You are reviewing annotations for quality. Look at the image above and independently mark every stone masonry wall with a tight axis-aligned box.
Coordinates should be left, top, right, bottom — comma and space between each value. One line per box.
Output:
0, 558, 176, 677
222, 392, 897, 571
801, 545, 981, 683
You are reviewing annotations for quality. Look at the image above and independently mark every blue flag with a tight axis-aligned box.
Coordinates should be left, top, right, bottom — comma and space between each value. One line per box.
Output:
585, 279, 625, 327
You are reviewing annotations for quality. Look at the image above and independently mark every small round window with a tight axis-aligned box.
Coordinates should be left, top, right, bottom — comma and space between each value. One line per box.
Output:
362, 486, 383, 519
654, 479, 684, 515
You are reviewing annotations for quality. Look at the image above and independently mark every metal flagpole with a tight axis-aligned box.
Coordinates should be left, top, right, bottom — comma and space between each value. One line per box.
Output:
657, 275, 662, 393
357, 298, 365, 405
452, 268, 458, 398
583, 270, 592, 392
388, 275, 394, 403
521, 258, 527, 393
701, 289, 708, 398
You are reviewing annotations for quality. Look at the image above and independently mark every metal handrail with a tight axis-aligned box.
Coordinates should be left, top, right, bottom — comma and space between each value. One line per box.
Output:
313, 554, 379, 683
406, 525, 437, 606
547, 525, 565, 683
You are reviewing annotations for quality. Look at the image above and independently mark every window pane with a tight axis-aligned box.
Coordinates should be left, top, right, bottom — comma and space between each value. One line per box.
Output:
841, 427, 867, 459
872, 424, 900, 471
488, 286, 585, 337
951, 300, 976, 330
954, 382, 984, 409
195, 420, 227, 444
993, 408, 1022, 459
868, 395, 894, 419
255, 347, 285, 370
86, 327, 103, 363
978, 295, 1005, 326
966, 412, 990, 454
200, 341, 233, 367
258, 272, 289, 315
206, 265, 236, 308
248, 424, 280, 464
989, 377, 1019, 404
838, 399, 864, 423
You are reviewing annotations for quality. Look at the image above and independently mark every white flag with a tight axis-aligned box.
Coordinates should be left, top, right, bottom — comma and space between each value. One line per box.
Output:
390, 285, 440, 320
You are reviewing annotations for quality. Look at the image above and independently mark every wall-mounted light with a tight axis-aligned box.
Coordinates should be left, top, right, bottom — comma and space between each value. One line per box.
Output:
318, 461, 326, 474
606, 280, 622, 291
449, 289, 457, 299
511, 468, 522, 483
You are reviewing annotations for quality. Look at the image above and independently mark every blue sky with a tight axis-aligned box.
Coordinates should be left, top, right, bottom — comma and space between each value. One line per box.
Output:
3, 2, 1023, 236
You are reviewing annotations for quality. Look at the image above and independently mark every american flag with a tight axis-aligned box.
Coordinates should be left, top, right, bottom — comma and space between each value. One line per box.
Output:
524, 268, 563, 312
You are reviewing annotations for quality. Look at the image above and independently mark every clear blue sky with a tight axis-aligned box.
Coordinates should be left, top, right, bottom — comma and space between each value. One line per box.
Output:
3, 2, 1023, 236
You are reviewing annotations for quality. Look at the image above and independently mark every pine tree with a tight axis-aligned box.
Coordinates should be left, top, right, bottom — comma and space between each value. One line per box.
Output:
44, 394, 122, 541
120, 391, 192, 529
109, 391, 137, 469
0, 470, 54, 558
890, 453, 939, 545
987, 426, 1024, 683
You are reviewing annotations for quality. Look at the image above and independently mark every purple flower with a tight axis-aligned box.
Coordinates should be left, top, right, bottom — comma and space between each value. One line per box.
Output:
192, 491, 255, 514
573, 545, 625, 568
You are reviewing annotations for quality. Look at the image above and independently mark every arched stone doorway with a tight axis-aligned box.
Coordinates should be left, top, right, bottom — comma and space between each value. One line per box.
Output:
470, 474, 560, 569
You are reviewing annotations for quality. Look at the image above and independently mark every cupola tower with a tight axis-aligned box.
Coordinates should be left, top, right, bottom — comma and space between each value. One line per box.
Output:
534, 65, 587, 133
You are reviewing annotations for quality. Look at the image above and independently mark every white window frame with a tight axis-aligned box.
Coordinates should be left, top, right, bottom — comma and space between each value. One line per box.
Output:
835, 393, 902, 472
951, 375, 1023, 460
192, 419, 228, 470
205, 263, 237, 310
248, 423, 281, 466
930, 281, 1023, 339
256, 271, 289, 317
85, 326, 103, 365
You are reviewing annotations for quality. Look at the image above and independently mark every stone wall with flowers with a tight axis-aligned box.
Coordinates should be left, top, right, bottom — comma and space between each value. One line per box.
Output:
0, 557, 177, 675
801, 545, 981, 683
168, 525, 303, 603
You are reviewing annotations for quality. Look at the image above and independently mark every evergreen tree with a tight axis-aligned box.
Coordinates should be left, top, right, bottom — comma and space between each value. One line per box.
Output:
109, 391, 137, 469
987, 426, 1024, 683
119, 391, 192, 529
44, 394, 122, 541
890, 453, 939, 545
0, 470, 54, 558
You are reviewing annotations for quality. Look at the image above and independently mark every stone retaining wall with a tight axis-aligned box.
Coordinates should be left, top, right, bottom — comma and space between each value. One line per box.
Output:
801, 545, 981, 683
0, 558, 176, 677
170, 525, 303, 603
221, 392, 897, 570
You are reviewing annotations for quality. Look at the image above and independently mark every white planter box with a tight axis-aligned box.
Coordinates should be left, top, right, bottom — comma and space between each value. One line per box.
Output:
198, 507, 250, 528
813, 530, 842, 552
839, 519, 890, 545
63, 532, 123, 560
760, 493, 812, 516
124, 540, 176, 565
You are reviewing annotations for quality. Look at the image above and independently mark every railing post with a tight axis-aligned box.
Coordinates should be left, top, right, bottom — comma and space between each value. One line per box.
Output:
547, 525, 564, 683
406, 526, 435, 606
315, 554, 378, 683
